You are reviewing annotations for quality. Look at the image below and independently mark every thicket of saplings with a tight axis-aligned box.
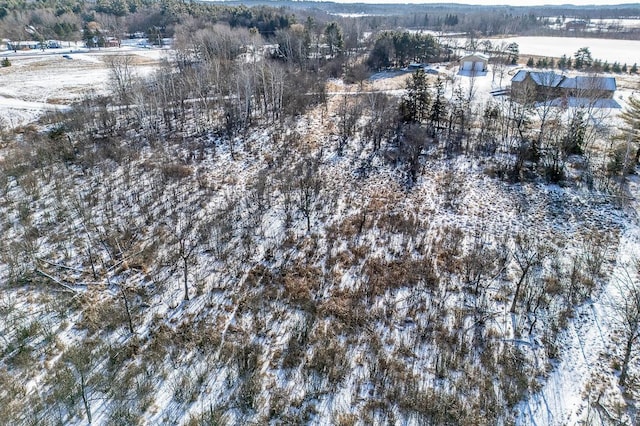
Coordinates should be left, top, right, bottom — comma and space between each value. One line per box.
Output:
0, 15, 638, 426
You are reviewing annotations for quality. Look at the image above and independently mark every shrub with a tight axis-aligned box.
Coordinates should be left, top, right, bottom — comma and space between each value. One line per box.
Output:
161, 163, 192, 180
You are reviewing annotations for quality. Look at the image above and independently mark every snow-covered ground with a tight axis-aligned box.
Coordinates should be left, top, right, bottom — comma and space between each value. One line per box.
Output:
484, 36, 640, 66
544, 17, 640, 30
0, 45, 167, 128
1, 39, 639, 425
520, 217, 640, 425
590, 18, 640, 28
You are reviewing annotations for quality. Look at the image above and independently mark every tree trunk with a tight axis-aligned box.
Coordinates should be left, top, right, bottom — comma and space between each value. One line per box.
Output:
121, 287, 134, 334
183, 256, 189, 301
80, 373, 92, 423
87, 243, 97, 280
619, 336, 634, 387
510, 265, 530, 313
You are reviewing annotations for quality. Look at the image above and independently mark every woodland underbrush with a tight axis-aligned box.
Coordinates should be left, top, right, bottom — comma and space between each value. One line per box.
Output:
0, 59, 633, 425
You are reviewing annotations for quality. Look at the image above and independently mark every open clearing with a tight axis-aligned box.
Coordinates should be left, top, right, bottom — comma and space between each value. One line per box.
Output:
484, 36, 640, 65
0, 45, 167, 128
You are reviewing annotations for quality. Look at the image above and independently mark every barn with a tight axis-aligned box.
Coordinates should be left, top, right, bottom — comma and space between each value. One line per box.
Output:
459, 53, 489, 72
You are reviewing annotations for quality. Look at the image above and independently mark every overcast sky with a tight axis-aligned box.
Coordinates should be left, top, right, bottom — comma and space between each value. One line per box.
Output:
335, 0, 640, 5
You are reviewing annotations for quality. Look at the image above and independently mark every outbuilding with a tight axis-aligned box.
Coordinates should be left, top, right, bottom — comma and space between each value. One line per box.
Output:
459, 53, 489, 72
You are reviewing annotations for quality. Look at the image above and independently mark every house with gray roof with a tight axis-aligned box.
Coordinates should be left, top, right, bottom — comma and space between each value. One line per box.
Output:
511, 70, 616, 103
558, 76, 617, 99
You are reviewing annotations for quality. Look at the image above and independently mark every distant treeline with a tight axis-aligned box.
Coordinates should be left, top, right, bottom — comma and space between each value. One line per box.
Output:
3, 0, 640, 47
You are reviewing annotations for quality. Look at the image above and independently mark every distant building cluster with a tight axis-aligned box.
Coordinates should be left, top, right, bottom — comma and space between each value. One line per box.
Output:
5, 40, 62, 50
565, 20, 588, 31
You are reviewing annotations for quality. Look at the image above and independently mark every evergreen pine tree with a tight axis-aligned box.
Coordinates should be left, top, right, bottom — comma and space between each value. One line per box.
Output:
400, 69, 431, 123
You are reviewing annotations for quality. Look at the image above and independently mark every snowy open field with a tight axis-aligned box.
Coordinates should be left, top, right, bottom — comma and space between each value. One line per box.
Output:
0, 45, 168, 128
485, 36, 640, 65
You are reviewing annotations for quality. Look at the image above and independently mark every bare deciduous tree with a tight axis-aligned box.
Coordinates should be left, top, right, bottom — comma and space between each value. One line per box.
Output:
162, 204, 204, 302
609, 261, 640, 388
108, 55, 136, 106
363, 92, 397, 152
336, 91, 363, 155
58, 340, 102, 424
510, 233, 547, 314
293, 156, 322, 233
